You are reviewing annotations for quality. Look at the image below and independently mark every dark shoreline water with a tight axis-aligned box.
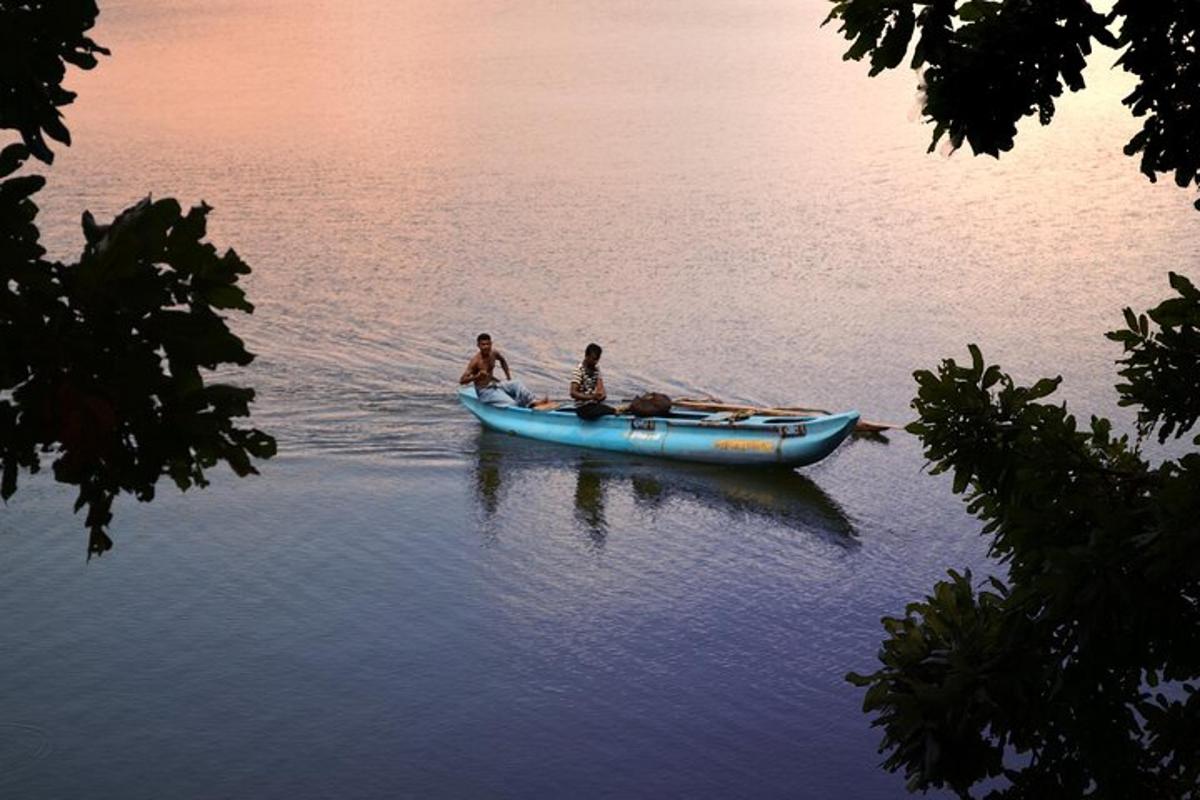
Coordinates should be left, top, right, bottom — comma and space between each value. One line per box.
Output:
4, 0, 1198, 796
2, 443, 981, 799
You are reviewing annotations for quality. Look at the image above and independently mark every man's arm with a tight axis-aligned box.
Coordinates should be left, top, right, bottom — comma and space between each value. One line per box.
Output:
570, 379, 589, 402
496, 352, 512, 380
460, 355, 481, 385
594, 375, 606, 403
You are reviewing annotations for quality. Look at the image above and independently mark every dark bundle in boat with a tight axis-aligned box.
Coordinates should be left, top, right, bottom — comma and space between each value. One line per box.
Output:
628, 392, 672, 417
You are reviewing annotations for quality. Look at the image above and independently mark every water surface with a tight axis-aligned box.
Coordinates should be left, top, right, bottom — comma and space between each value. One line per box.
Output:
3, 1, 1197, 797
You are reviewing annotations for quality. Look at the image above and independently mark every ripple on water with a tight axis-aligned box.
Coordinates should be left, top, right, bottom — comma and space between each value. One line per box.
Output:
0, 723, 51, 787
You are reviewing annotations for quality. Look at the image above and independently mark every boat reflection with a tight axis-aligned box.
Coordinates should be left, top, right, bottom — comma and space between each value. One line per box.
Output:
573, 461, 609, 550
474, 446, 504, 517
470, 430, 856, 547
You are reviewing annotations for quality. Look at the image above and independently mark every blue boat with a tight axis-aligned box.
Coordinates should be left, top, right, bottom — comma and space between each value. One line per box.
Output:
457, 387, 859, 467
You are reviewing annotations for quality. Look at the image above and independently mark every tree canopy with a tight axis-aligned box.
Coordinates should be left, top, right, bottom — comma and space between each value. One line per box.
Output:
1, 0, 274, 555
826, 0, 1200, 208
848, 279, 1200, 798
827, 2, 1200, 797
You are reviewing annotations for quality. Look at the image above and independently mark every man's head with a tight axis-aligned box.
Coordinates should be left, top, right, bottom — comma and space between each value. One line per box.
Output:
584, 342, 602, 368
477, 333, 492, 355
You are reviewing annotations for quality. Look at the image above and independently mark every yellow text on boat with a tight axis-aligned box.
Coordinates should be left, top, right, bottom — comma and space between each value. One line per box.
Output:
714, 439, 775, 453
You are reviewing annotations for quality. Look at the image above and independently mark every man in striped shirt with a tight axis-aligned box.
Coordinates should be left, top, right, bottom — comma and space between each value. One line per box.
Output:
570, 343, 615, 419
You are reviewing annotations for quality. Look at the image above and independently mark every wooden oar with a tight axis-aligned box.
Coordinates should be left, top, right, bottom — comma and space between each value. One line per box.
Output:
850, 419, 898, 434
674, 398, 832, 416
533, 396, 900, 432
674, 397, 900, 433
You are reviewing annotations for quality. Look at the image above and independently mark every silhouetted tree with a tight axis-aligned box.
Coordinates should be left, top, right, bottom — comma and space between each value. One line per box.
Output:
827, 0, 1200, 208
1, 0, 274, 555
827, 3, 1200, 797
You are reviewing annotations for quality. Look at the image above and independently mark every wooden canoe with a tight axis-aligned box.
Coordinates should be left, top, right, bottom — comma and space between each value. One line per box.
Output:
458, 387, 859, 467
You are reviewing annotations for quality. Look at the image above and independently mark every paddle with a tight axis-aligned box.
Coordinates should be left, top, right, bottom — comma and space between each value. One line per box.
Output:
673, 398, 832, 416
674, 398, 900, 433
530, 395, 900, 432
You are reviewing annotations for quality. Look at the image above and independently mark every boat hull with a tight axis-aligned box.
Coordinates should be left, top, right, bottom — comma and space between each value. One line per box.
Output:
457, 388, 858, 467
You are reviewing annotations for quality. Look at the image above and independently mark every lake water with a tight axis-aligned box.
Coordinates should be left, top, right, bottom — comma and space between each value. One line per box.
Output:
3, 1, 1197, 797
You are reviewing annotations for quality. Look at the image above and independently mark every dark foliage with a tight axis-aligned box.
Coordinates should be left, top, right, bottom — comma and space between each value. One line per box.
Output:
825, 1, 1200, 209
1, 1, 273, 554
1108, 272, 1200, 444
827, 3, 1200, 794
0, 0, 110, 164
848, 275, 1200, 798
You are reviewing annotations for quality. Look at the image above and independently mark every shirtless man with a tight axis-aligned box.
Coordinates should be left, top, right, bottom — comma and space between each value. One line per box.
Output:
460, 333, 542, 407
